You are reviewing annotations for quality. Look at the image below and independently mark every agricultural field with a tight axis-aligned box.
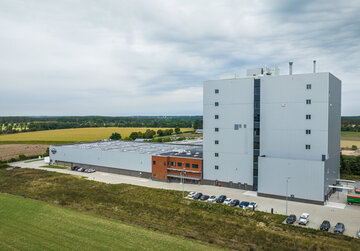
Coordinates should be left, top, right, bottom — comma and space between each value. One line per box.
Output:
0, 193, 220, 251
0, 127, 187, 144
1, 168, 359, 250
341, 131, 360, 138
341, 140, 360, 149
0, 144, 48, 161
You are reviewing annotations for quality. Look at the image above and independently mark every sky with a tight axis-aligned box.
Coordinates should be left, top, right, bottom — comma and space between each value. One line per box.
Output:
0, 0, 359, 116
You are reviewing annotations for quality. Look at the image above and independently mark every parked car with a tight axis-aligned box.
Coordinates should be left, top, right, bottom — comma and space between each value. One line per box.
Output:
223, 198, 232, 205
193, 193, 203, 200
77, 167, 84, 172
334, 223, 345, 234
239, 201, 250, 209
229, 199, 240, 207
207, 195, 217, 203
85, 168, 95, 173
71, 166, 79, 171
200, 195, 210, 201
13, 166, 21, 169
357, 230, 360, 238
286, 214, 297, 224
320, 220, 331, 231
299, 213, 310, 225
186, 192, 196, 198
216, 195, 227, 203
247, 202, 257, 210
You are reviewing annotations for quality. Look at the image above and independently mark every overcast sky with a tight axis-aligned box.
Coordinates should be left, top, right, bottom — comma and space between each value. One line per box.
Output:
0, 0, 359, 116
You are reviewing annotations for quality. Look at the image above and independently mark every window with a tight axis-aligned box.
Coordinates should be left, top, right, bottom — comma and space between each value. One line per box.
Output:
215, 89, 219, 94
215, 153, 219, 157
306, 114, 311, 120
305, 144, 311, 149
306, 84, 312, 89
253, 169, 258, 176
164, 162, 166, 166
215, 140, 219, 144
244, 124, 247, 128
192, 164, 199, 168
153, 161, 156, 165
306, 129, 311, 135
215, 115, 219, 119
186, 163, 190, 168
234, 124, 239, 130
215, 127, 219, 132
215, 102, 219, 107
306, 99, 311, 104
178, 162, 182, 167
170, 162, 176, 166
215, 165, 219, 170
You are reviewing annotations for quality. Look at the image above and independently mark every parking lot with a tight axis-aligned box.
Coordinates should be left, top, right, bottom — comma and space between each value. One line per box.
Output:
10, 159, 360, 238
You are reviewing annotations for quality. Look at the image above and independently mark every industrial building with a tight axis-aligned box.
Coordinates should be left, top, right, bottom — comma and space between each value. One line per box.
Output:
49, 61, 341, 205
203, 62, 341, 204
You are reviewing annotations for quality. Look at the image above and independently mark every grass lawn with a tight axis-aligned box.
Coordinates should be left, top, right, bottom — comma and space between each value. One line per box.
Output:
0, 168, 359, 250
24, 158, 44, 163
40, 165, 69, 169
341, 131, 360, 138
0, 193, 222, 251
0, 127, 187, 144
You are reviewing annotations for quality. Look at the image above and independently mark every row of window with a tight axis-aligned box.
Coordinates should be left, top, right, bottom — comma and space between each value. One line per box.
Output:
234, 124, 247, 130
153, 161, 199, 169
306, 84, 312, 150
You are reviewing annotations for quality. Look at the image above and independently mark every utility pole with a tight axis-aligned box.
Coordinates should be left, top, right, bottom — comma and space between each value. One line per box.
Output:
181, 168, 186, 198
286, 177, 291, 215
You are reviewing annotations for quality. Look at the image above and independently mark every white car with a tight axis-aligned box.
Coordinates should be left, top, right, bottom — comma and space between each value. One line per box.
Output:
186, 192, 196, 199
299, 213, 310, 225
247, 202, 257, 210
207, 195, 217, 203
223, 198, 232, 205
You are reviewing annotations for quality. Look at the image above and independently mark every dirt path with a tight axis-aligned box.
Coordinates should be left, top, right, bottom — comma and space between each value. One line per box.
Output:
0, 144, 48, 161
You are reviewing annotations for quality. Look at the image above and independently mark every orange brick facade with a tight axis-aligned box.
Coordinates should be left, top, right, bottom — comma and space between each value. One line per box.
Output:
152, 155, 203, 184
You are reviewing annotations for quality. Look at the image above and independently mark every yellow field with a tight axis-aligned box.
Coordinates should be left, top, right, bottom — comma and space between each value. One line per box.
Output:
341, 140, 360, 149
0, 127, 187, 144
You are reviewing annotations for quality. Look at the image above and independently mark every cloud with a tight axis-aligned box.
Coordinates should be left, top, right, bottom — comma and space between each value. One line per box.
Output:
0, 0, 359, 115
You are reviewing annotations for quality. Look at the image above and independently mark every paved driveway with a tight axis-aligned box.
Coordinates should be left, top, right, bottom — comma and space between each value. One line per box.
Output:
9, 160, 360, 238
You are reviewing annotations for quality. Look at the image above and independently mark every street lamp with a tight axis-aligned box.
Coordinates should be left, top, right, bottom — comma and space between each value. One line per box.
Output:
286, 177, 291, 216
181, 167, 186, 198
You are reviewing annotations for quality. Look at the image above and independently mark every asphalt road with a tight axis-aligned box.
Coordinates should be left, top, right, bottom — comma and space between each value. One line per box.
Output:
10, 160, 360, 238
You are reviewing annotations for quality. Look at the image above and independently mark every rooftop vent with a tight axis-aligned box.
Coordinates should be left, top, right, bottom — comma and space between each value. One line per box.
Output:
289, 62, 293, 75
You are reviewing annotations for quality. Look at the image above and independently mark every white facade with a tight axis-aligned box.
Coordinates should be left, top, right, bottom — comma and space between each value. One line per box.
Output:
203, 69, 341, 203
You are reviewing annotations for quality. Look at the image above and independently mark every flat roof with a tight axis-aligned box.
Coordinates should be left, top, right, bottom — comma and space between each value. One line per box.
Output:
53, 139, 203, 156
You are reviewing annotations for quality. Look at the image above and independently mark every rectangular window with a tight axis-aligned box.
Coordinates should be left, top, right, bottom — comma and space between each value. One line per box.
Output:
234, 124, 239, 130
215, 102, 219, 107
186, 163, 190, 168
244, 124, 247, 128
192, 164, 199, 168
306, 99, 311, 104
164, 162, 166, 166
306, 114, 311, 120
306, 84, 311, 89
215, 115, 219, 119
153, 161, 156, 165
215, 140, 219, 144
215, 89, 219, 94
239, 124, 242, 128
305, 144, 311, 149
306, 129, 311, 134
178, 162, 182, 167
170, 162, 176, 166
215, 127, 219, 132
215, 165, 219, 170
215, 153, 219, 157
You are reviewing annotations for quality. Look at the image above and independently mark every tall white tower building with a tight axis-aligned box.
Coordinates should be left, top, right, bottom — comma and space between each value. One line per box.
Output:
203, 64, 341, 204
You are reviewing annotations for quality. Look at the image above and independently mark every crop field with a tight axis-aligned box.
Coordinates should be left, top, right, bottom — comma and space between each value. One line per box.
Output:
0, 127, 186, 144
0, 193, 220, 251
341, 131, 360, 138
0, 144, 48, 161
341, 140, 360, 149
0, 168, 359, 250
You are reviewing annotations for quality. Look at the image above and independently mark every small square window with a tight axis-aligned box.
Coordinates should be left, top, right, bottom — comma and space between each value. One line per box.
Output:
215, 127, 219, 132
306, 129, 311, 135
215, 89, 219, 94
305, 144, 311, 149
215, 140, 219, 144
244, 124, 247, 128
153, 161, 156, 165
186, 163, 190, 168
178, 162, 182, 167
234, 124, 239, 130
215, 102, 219, 107
192, 164, 199, 168
306, 99, 311, 104
306, 114, 311, 120
306, 84, 312, 90
215, 153, 219, 157
215, 115, 219, 119
215, 165, 219, 170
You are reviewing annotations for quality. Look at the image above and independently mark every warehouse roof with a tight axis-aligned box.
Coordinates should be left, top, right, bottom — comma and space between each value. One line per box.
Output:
54, 139, 203, 155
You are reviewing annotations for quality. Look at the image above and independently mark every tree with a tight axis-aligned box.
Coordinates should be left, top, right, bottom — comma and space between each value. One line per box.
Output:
144, 129, 156, 139
175, 127, 181, 134
193, 119, 203, 129
157, 129, 164, 137
109, 132, 121, 140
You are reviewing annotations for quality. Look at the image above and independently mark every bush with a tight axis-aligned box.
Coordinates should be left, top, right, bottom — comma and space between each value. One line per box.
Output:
109, 132, 121, 140
351, 145, 358, 150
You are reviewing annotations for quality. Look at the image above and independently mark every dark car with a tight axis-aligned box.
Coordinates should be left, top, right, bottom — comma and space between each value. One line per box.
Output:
320, 220, 331, 231
229, 199, 240, 207
71, 166, 79, 171
334, 223, 345, 234
239, 201, 250, 208
286, 214, 297, 224
193, 193, 203, 200
200, 195, 210, 201
216, 195, 227, 203
13, 166, 21, 169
